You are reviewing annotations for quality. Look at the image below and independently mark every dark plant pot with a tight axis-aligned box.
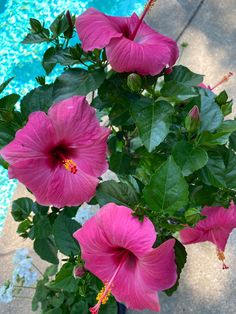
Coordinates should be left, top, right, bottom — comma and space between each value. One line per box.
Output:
117, 302, 127, 314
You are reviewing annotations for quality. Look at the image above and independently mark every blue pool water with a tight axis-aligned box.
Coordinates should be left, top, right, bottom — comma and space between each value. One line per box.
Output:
0, 0, 145, 233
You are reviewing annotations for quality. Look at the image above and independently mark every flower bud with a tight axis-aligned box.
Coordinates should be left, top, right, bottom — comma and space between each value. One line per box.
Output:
73, 265, 85, 278
185, 105, 200, 132
165, 67, 173, 75
184, 208, 201, 225
127, 73, 142, 92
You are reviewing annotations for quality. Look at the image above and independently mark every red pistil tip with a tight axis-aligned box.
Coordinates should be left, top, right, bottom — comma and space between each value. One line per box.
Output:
62, 159, 78, 174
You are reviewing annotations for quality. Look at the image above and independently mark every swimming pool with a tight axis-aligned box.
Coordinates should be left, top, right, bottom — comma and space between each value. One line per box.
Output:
0, 0, 145, 233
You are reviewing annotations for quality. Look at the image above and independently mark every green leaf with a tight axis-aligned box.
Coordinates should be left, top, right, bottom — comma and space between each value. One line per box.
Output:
198, 131, 230, 147
33, 214, 52, 239
48, 262, 78, 292
160, 80, 198, 102
30, 18, 43, 33
131, 100, 174, 152
44, 308, 62, 314
165, 239, 187, 296
42, 47, 57, 75
0, 155, 9, 169
161, 65, 203, 102
50, 12, 69, 36
221, 100, 233, 116
0, 94, 20, 110
32, 277, 50, 311
100, 299, 118, 314
215, 90, 228, 105
229, 131, 236, 151
21, 84, 53, 118
53, 69, 105, 103
190, 184, 217, 207
42, 46, 83, 74
172, 141, 208, 176
17, 219, 31, 234
34, 236, 59, 264
200, 148, 236, 189
0, 120, 16, 148
199, 88, 224, 132
200, 152, 226, 188
165, 65, 204, 87
224, 149, 236, 189
22, 32, 49, 44
199, 120, 236, 147
53, 214, 80, 256
135, 149, 166, 185
143, 157, 189, 214
109, 103, 132, 126
96, 180, 139, 207
12, 197, 34, 222
71, 301, 88, 314
44, 265, 58, 277
0, 77, 14, 94
109, 152, 132, 174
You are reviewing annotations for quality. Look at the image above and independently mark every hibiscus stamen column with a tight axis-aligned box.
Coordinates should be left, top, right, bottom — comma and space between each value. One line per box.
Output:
89, 257, 125, 314
130, 0, 157, 40
216, 248, 229, 270
211, 72, 233, 90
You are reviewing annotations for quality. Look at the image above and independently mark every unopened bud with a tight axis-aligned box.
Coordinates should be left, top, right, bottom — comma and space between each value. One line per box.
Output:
184, 208, 201, 225
73, 265, 85, 278
127, 73, 142, 92
165, 67, 173, 75
185, 105, 200, 132
65, 10, 74, 38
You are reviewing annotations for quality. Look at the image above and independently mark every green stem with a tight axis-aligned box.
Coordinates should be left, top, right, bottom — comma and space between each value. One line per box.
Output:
14, 286, 36, 289
32, 263, 43, 276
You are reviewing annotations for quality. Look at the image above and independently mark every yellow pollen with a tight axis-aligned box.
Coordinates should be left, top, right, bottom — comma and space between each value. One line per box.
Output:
144, 0, 156, 12
96, 285, 111, 305
216, 248, 225, 262
216, 248, 229, 270
62, 159, 78, 174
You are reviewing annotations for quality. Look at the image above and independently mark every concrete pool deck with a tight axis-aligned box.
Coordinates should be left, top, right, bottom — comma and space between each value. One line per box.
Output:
1, 0, 236, 313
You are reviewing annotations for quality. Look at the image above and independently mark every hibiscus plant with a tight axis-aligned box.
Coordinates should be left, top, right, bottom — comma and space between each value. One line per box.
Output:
0, 1, 236, 313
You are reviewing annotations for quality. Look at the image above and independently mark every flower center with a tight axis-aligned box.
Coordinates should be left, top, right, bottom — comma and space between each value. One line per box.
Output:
50, 143, 78, 174
130, 0, 157, 40
62, 159, 78, 174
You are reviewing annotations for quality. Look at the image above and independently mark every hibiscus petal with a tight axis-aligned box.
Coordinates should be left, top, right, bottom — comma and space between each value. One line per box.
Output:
0, 112, 56, 164
180, 227, 206, 245
106, 14, 179, 76
74, 127, 110, 177
210, 228, 232, 252
76, 8, 123, 51
48, 96, 110, 177
73, 203, 157, 287
96, 203, 156, 255
74, 215, 119, 281
47, 166, 98, 208
8, 159, 54, 206
112, 256, 161, 311
138, 239, 177, 291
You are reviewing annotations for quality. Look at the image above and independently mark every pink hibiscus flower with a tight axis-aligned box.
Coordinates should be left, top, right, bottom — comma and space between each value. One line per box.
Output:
73, 203, 177, 312
76, 1, 179, 76
0, 96, 110, 208
180, 202, 236, 269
